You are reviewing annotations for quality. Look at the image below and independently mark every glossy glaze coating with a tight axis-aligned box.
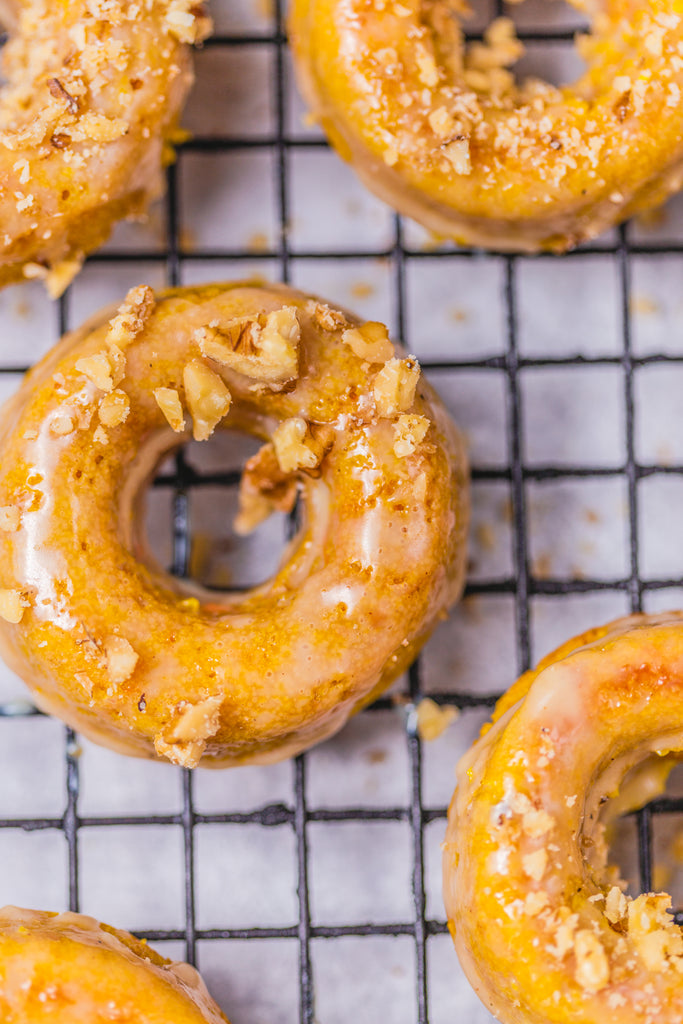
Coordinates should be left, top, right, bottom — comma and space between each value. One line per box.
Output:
0, 906, 228, 1022
0, 281, 468, 767
444, 611, 683, 1024
290, 0, 683, 252
0, 1, 210, 296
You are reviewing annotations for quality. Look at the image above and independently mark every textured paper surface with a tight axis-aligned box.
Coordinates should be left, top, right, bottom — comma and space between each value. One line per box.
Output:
1, 1, 683, 1022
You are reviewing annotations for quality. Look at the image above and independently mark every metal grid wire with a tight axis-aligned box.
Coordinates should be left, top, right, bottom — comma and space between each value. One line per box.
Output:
2, 1, 683, 1021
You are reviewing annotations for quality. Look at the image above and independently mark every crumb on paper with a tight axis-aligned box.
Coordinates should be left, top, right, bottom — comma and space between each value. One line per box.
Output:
415, 697, 459, 741
393, 413, 430, 457
0, 588, 26, 623
373, 357, 420, 417
630, 294, 659, 317
475, 521, 496, 552
0, 506, 20, 532
350, 282, 375, 300
154, 388, 186, 432
183, 360, 232, 441
104, 636, 138, 685
342, 321, 394, 363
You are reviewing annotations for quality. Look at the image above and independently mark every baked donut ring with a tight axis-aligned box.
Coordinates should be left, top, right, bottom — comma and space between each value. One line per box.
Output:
0, 281, 468, 767
290, 1, 683, 251
443, 611, 683, 1024
0, 1, 210, 296
0, 906, 228, 1021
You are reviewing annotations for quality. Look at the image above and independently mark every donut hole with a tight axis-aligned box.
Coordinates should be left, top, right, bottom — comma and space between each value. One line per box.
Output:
146, 431, 302, 593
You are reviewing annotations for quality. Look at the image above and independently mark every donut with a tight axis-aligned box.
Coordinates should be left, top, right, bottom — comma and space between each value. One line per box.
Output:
0, 905, 228, 1021
443, 611, 683, 1024
0, 1, 210, 296
289, 2, 683, 251
0, 281, 468, 767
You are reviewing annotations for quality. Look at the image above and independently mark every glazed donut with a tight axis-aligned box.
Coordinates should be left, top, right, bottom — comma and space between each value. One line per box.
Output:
0, 906, 228, 1021
290, 1, 683, 252
0, 281, 468, 767
0, 1, 210, 296
443, 611, 683, 1024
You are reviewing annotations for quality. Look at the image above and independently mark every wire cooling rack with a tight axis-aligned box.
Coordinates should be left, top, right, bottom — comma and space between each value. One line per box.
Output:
3, 0, 683, 1021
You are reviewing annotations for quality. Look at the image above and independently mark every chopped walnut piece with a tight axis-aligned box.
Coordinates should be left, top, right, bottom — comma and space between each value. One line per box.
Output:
373, 357, 421, 417
0, 506, 20, 532
195, 306, 300, 386
234, 442, 298, 536
75, 352, 116, 392
466, 16, 523, 71
272, 417, 334, 474
183, 360, 232, 442
49, 411, 75, 437
574, 930, 609, 992
393, 414, 430, 457
523, 891, 548, 916
104, 636, 138, 685
604, 885, 628, 924
342, 321, 394, 363
154, 694, 222, 769
428, 107, 456, 138
107, 285, 155, 349
154, 388, 186, 433
168, 695, 223, 743
415, 697, 459, 741
442, 137, 472, 175
93, 426, 109, 445
521, 848, 547, 882
627, 893, 683, 970
165, 0, 212, 43
0, 589, 26, 623
98, 390, 130, 428
306, 301, 348, 332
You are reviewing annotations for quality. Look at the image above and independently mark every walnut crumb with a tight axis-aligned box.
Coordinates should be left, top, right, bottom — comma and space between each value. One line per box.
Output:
50, 411, 75, 436
521, 808, 554, 839
98, 390, 129, 428
574, 930, 609, 993
0, 506, 20, 532
373, 357, 421, 416
234, 443, 298, 536
195, 306, 300, 386
627, 893, 683, 970
306, 301, 348, 332
442, 137, 472, 175
168, 695, 222, 743
393, 414, 430, 457
342, 321, 394, 363
104, 636, 138, 685
75, 352, 116, 392
604, 885, 628, 924
521, 848, 547, 882
0, 589, 26, 623
154, 388, 186, 432
93, 426, 109, 445
46, 260, 82, 299
183, 360, 232, 441
272, 417, 334, 474
415, 697, 459, 741
107, 285, 155, 349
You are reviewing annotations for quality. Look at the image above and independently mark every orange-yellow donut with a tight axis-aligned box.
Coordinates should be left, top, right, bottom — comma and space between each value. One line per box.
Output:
290, 0, 683, 251
0, 281, 468, 767
0, 906, 228, 1021
443, 611, 683, 1024
0, 1, 210, 296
